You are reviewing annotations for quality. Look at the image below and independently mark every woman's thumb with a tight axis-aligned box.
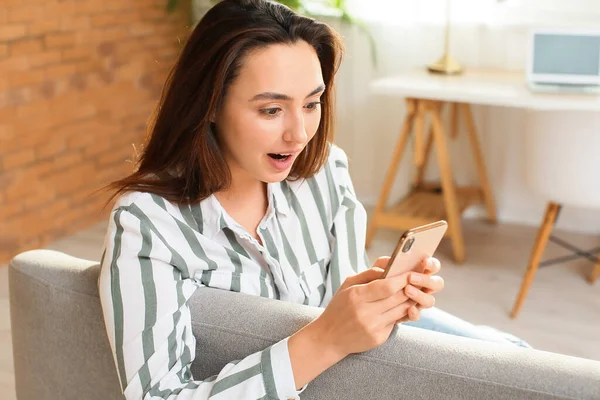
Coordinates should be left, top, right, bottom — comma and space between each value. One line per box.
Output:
373, 256, 391, 269
345, 257, 390, 287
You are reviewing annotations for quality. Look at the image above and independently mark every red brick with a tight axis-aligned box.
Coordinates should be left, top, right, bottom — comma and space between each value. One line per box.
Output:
9, 70, 45, 88
4, 174, 39, 202
0, 124, 15, 143
53, 152, 83, 170
97, 146, 135, 167
75, 0, 106, 15
23, 187, 57, 209
0, 0, 186, 263
62, 47, 92, 62
28, 160, 55, 178
30, 19, 61, 36
36, 138, 66, 160
29, 51, 62, 68
45, 62, 79, 79
9, 38, 44, 56
45, 32, 76, 49
16, 100, 51, 120
0, 202, 24, 220
45, 2, 76, 17
67, 127, 100, 149
8, 5, 43, 22
39, 199, 70, 220
0, 56, 29, 72
2, 149, 36, 170
60, 16, 90, 31
0, 24, 27, 41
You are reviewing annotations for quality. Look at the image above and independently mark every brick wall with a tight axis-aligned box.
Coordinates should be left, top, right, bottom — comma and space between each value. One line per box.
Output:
0, 0, 190, 263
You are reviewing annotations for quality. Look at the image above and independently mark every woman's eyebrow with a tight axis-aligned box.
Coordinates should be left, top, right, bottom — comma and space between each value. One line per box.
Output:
250, 84, 326, 101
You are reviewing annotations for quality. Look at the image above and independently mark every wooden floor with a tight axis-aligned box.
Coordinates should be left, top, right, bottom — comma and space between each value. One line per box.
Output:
1, 218, 599, 398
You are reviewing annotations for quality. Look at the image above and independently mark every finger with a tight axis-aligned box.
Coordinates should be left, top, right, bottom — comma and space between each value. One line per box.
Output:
373, 256, 391, 269
407, 305, 421, 322
408, 273, 445, 294
405, 285, 436, 308
381, 300, 413, 326
358, 272, 411, 302
342, 266, 386, 289
423, 257, 441, 275
370, 287, 411, 314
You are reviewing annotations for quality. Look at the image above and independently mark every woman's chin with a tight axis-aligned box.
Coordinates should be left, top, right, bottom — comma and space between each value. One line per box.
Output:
261, 170, 291, 183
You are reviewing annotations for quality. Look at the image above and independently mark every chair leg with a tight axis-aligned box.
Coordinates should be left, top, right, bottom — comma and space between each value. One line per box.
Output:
510, 202, 561, 319
589, 260, 600, 284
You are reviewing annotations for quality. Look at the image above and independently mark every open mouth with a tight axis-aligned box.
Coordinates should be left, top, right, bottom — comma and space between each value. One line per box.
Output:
268, 153, 291, 161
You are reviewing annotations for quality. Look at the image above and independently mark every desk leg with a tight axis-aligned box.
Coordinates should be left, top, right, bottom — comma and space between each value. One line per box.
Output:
429, 101, 465, 263
511, 202, 561, 318
589, 260, 600, 284
366, 99, 416, 249
414, 101, 426, 167
414, 103, 443, 189
461, 103, 497, 223
450, 102, 459, 139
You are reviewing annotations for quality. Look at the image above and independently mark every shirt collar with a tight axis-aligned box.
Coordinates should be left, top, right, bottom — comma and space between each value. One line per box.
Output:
201, 182, 290, 239
268, 182, 290, 217
199, 195, 226, 239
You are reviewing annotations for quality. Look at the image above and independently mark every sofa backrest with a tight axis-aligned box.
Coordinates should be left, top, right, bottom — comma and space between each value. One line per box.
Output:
9, 250, 600, 400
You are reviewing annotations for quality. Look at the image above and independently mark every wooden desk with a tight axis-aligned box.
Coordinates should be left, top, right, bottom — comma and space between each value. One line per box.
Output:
366, 69, 600, 263
367, 69, 600, 317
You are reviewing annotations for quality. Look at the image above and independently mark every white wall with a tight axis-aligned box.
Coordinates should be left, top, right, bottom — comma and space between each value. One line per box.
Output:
330, 4, 600, 234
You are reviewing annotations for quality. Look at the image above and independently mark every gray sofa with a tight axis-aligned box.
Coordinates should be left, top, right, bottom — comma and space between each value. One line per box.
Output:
9, 250, 600, 400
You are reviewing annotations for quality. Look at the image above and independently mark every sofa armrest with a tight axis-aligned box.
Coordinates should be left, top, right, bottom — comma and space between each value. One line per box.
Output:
190, 287, 600, 400
9, 250, 123, 400
10, 249, 101, 296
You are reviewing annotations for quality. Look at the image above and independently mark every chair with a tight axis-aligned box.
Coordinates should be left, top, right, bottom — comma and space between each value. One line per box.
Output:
511, 110, 600, 318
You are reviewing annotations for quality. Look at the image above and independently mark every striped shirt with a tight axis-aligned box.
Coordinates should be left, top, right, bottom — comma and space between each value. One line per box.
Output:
98, 144, 370, 399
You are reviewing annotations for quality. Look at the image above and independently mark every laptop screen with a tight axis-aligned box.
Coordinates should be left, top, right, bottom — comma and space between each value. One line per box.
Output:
533, 33, 600, 76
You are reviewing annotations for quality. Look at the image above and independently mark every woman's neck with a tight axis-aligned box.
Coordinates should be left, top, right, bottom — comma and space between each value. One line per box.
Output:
214, 175, 269, 242
216, 172, 267, 203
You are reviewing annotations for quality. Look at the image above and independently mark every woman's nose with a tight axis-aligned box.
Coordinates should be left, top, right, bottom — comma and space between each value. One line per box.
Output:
283, 113, 308, 144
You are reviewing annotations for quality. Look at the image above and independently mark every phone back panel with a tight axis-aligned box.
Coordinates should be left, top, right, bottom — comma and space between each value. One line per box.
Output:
383, 221, 448, 279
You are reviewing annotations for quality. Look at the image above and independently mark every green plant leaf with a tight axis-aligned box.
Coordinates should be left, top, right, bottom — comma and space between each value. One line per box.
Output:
166, 0, 179, 13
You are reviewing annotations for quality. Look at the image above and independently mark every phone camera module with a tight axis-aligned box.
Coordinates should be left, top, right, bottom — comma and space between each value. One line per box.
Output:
402, 237, 415, 253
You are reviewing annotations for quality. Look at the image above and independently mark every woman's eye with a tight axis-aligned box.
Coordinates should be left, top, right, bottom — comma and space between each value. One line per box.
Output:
260, 108, 281, 116
305, 102, 322, 111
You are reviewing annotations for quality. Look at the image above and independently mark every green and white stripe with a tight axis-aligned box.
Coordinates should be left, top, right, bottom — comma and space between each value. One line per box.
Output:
98, 144, 368, 399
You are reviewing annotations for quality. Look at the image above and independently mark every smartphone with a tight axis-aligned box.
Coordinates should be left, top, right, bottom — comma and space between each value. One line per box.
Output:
381, 220, 448, 279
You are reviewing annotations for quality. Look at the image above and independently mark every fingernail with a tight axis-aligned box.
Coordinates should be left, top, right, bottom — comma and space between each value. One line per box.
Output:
406, 285, 417, 295
410, 274, 422, 284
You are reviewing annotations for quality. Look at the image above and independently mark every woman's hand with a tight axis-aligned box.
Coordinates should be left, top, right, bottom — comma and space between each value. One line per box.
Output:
309, 257, 415, 359
288, 256, 443, 389
400, 257, 445, 322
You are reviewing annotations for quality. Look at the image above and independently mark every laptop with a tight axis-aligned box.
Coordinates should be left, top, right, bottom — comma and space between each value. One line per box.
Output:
527, 28, 600, 94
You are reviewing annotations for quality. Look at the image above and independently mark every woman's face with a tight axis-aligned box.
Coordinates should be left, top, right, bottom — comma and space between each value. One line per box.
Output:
214, 40, 325, 186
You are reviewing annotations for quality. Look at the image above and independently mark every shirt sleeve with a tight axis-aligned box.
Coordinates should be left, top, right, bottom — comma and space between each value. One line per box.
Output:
98, 207, 303, 400
320, 147, 370, 308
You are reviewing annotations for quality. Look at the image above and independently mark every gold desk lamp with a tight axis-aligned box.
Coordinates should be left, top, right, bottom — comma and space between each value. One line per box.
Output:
428, 0, 463, 74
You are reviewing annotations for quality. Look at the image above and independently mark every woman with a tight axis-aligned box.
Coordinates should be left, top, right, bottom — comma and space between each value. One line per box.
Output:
99, 1, 528, 399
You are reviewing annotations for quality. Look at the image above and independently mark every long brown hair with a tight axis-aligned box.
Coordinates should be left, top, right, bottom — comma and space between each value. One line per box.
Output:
107, 0, 344, 205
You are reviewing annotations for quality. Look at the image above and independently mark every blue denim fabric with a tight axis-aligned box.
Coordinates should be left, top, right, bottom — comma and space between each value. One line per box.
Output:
403, 307, 532, 348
